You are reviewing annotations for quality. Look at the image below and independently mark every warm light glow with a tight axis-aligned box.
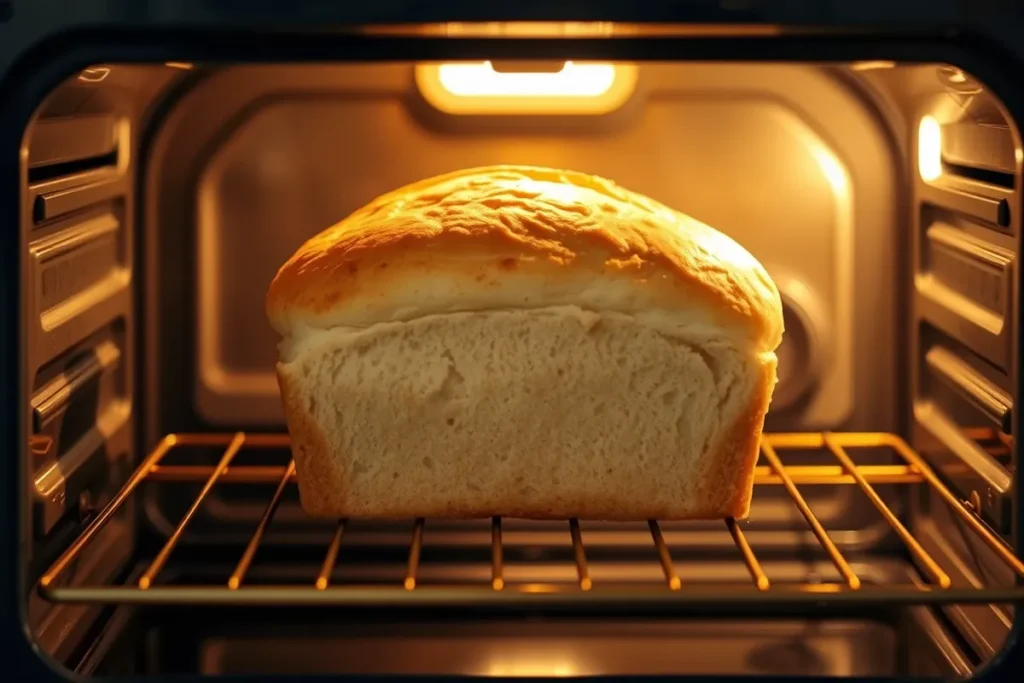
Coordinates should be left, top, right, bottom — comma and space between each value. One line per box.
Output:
918, 116, 943, 181
438, 61, 616, 98
78, 67, 111, 83
849, 61, 896, 72
810, 144, 849, 196
415, 62, 637, 115
485, 660, 579, 677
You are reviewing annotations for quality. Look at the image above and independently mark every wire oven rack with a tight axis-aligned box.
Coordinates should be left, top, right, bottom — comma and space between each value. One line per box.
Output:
38, 431, 1024, 610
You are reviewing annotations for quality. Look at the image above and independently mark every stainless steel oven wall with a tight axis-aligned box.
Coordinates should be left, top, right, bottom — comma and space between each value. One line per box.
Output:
143, 62, 901, 564
893, 64, 1022, 665
851, 61, 1024, 665
20, 64, 177, 663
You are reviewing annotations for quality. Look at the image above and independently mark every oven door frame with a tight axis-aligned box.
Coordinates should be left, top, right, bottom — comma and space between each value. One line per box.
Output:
3, 3, 1024, 682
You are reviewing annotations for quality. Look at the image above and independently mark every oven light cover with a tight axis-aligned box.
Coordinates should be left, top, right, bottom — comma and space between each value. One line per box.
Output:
415, 61, 638, 115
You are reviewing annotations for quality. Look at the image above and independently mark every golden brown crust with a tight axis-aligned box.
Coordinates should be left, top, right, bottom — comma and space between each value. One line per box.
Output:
266, 165, 783, 354
699, 354, 778, 520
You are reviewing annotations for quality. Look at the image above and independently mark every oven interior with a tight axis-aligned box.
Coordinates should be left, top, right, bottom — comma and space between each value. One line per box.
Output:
19, 59, 1023, 678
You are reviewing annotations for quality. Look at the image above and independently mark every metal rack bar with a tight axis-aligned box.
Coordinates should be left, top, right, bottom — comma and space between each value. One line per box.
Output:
491, 516, 504, 591
37, 430, 1024, 610
316, 520, 347, 590
822, 434, 952, 589
166, 433, 291, 448
405, 518, 425, 590
880, 434, 1024, 577
138, 432, 247, 589
725, 518, 770, 591
145, 463, 923, 486
39, 434, 180, 590
569, 519, 592, 591
228, 460, 295, 589
42, 584, 1024, 607
648, 520, 680, 590
760, 442, 861, 590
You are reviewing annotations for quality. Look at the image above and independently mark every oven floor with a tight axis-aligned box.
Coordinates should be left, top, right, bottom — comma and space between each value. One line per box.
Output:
77, 556, 974, 677
195, 620, 892, 676
79, 606, 968, 678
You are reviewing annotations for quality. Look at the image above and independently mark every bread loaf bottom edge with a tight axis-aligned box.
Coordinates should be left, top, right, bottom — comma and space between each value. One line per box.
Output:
277, 308, 776, 521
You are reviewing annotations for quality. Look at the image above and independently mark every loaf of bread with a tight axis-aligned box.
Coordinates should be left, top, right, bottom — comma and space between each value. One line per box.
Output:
266, 166, 783, 520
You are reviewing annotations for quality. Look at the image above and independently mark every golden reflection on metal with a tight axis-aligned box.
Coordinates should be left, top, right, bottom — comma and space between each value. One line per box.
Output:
823, 434, 951, 589
357, 22, 782, 38
800, 583, 845, 594
519, 583, 563, 594
39, 435, 179, 589
78, 67, 111, 83
759, 442, 861, 590
160, 432, 290, 448
228, 460, 295, 590
138, 433, 246, 590
43, 583, 1024, 607
726, 518, 770, 591
648, 521, 680, 590
405, 518, 425, 591
30, 435, 54, 457
569, 519, 592, 591
849, 61, 897, 71
316, 520, 347, 590
146, 463, 922, 485
961, 427, 1014, 449
881, 434, 1024, 577
491, 516, 504, 591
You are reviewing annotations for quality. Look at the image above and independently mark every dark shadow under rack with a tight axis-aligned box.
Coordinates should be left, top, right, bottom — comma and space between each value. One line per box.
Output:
38, 432, 1024, 610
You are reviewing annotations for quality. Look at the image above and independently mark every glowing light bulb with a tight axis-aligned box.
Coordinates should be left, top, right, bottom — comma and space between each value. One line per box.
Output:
437, 61, 616, 98
918, 116, 943, 182
415, 62, 637, 115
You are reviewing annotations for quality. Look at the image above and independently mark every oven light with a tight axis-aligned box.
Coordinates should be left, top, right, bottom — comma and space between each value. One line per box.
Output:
415, 61, 638, 115
918, 116, 943, 182
484, 658, 580, 677
485, 662, 578, 677
438, 61, 616, 98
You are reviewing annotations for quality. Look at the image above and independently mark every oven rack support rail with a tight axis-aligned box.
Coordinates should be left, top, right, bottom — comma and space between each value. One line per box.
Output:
38, 432, 1024, 609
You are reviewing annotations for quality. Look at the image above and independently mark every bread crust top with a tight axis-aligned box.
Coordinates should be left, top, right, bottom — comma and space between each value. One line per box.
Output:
266, 165, 783, 352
